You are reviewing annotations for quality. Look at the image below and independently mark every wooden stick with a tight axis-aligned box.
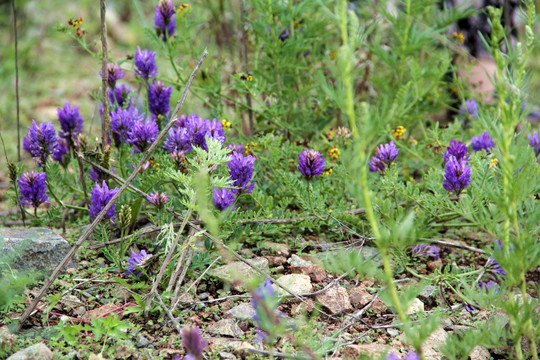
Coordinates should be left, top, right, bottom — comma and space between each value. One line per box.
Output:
14, 49, 208, 332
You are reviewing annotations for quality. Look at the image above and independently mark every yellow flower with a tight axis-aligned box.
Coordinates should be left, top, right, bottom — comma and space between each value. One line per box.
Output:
328, 145, 341, 161
489, 158, 498, 168
409, 138, 418, 145
323, 167, 333, 176
330, 51, 337, 60
452, 31, 465, 44
247, 75, 253, 81
392, 126, 406, 140
221, 119, 232, 129
178, 4, 191, 15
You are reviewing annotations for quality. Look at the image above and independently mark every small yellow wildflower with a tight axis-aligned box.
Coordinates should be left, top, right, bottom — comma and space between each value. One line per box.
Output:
489, 158, 498, 168
330, 51, 337, 60
392, 126, 406, 140
452, 31, 465, 44
328, 145, 341, 161
323, 168, 333, 176
408, 138, 418, 145
222, 119, 232, 129
178, 4, 191, 15
247, 75, 253, 81
325, 128, 336, 141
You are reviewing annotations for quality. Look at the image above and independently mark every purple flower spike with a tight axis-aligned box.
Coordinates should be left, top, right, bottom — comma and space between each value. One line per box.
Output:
110, 107, 144, 147
404, 351, 420, 360
147, 191, 169, 208
212, 187, 236, 211
528, 131, 540, 156
368, 156, 387, 173
227, 143, 244, 154
134, 46, 158, 80
57, 102, 84, 147
411, 244, 440, 259
486, 257, 506, 276
155, 0, 176, 41
88, 181, 119, 220
163, 127, 192, 153
228, 152, 256, 193
17, 171, 49, 208
108, 84, 133, 110
251, 278, 281, 344
100, 63, 125, 89
443, 140, 469, 162
460, 99, 479, 118
126, 250, 153, 277
385, 352, 400, 360
127, 118, 159, 153
298, 149, 325, 178
53, 140, 69, 164
148, 80, 172, 120
182, 326, 207, 360
471, 132, 495, 153
369, 141, 399, 174
23, 120, 58, 167
443, 156, 471, 194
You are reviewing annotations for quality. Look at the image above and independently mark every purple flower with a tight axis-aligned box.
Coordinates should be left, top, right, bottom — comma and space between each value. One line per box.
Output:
127, 118, 159, 153
17, 171, 49, 208
23, 120, 58, 167
528, 131, 540, 156
89, 166, 115, 183
154, 0, 176, 41
443, 156, 471, 194
227, 143, 244, 154
404, 351, 420, 360
148, 80, 172, 120
279, 28, 290, 41
147, 191, 169, 207
471, 132, 495, 153
298, 149, 325, 178
181, 326, 207, 360
126, 250, 153, 277
163, 126, 192, 153
110, 107, 144, 146
53, 140, 69, 164
369, 141, 399, 173
134, 46, 158, 80
108, 84, 133, 110
88, 181, 119, 220
479, 280, 497, 292
460, 99, 479, 118
212, 187, 235, 211
206, 119, 226, 144
100, 63, 125, 89
57, 102, 84, 147
228, 152, 256, 193
251, 279, 281, 344
485, 257, 506, 276
411, 245, 440, 259
443, 140, 469, 162
385, 352, 400, 360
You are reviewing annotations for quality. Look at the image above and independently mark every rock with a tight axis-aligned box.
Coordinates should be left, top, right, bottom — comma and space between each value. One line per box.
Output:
60, 295, 84, 309
210, 258, 270, 291
75, 306, 86, 316
238, 248, 255, 258
342, 344, 390, 359
387, 327, 400, 337
0, 227, 76, 274
207, 319, 244, 338
176, 292, 195, 305
470, 346, 490, 360
208, 338, 254, 357
88, 355, 105, 360
292, 265, 326, 283
291, 299, 316, 315
7, 343, 53, 360
225, 303, 256, 322
0, 327, 17, 348
136, 333, 153, 348
418, 285, 437, 307
81, 303, 118, 322
316, 287, 353, 314
288, 254, 313, 267
349, 287, 373, 307
264, 256, 287, 266
427, 259, 443, 271
407, 298, 425, 314
219, 352, 236, 359
273, 274, 313, 297
421, 327, 448, 360
261, 241, 290, 257
371, 298, 387, 313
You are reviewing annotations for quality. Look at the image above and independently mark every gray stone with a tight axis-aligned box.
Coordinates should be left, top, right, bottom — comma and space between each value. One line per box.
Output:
207, 319, 244, 338
315, 287, 353, 314
219, 352, 237, 359
406, 298, 425, 314
225, 303, 256, 322
288, 254, 313, 267
387, 327, 400, 337
349, 287, 373, 307
470, 346, 490, 360
7, 343, 53, 360
261, 241, 290, 257
210, 258, 269, 291
0, 228, 76, 274
0, 326, 17, 348
136, 333, 153, 348
421, 327, 448, 360
273, 274, 313, 296
418, 285, 437, 306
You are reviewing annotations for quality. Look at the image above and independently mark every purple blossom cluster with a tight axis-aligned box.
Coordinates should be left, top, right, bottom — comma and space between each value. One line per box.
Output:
155, 0, 176, 41
108, 84, 133, 110
386, 351, 420, 360
17, 171, 49, 208
127, 118, 159, 153
23, 120, 58, 167
134, 46, 158, 80
228, 152, 256, 194
464, 280, 498, 315
100, 63, 125, 89
126, 250, 153, 277
212, 187, 235, 211
460, 99, 479, 118
57, 102, 84, 148
251, 278, 282, 344
298, 149, 326, 178
148, 80, 172, 121
471, 132, 494, 153
528, 131, 540, 157
88, 181, 119, 220
110, 107, 144, 147
163, 114, 226, 154
411, 244, 440, 259
180, 326, 207, 360
442, 140, 471, 195
369, 141, 399, 174
147, 191, 169, 208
